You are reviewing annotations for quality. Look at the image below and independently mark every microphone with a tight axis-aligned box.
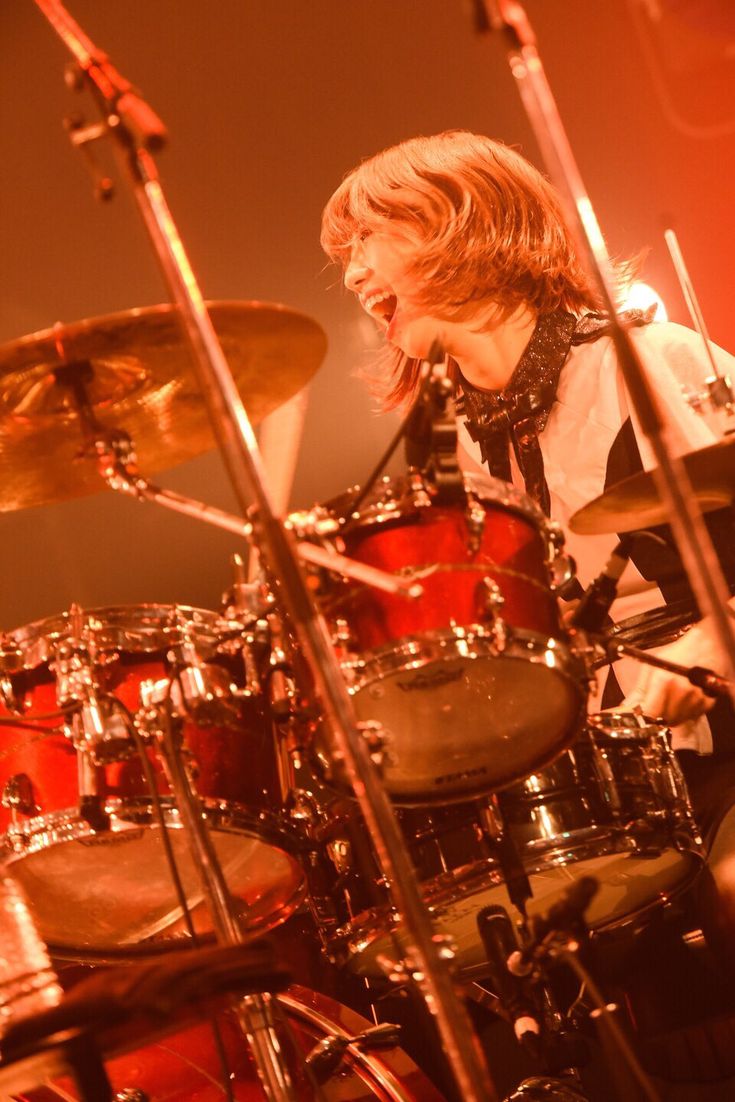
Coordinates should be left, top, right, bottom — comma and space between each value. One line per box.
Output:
476, 906, 541, 1047
403, 341, 451, 470
508, 877, 599, 977
404, 342, 464, 500
570, 537, 633, 633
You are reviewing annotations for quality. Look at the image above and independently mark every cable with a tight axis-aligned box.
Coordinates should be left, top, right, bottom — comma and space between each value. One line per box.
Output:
117, 686, 236, 1102
340, 406, 416, 528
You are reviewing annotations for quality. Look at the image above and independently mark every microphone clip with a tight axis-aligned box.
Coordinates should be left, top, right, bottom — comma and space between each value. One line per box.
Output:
405, 343, 464, 502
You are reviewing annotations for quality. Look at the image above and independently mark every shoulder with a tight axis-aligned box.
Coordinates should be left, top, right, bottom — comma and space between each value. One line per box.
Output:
571, 321, 733, 390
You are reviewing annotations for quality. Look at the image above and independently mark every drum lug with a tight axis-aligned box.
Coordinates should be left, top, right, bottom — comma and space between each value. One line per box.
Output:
0, 674, 25, 715
546, 523, 576, 593
331, 618, 355, 655
114, 1090, 149, 1102
464, 495, 486, 554
287, 787, 321, 832
326, 837, 352, 875
359, 720, 392, 771
305, 1022, 402, 1082
475, 578, 508, 652
1, 772, 38, 817
476, 576, 505, 618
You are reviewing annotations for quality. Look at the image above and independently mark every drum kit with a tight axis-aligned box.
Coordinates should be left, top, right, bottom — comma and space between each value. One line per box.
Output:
0, 296, 730, 1102
3, 1, 735, 1100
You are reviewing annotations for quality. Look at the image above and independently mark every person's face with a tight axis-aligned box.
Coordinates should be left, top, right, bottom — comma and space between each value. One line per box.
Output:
343, 225, 443, 359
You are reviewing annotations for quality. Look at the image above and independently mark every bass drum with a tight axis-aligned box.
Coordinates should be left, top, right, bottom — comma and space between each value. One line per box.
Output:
0, 605, 305, 958
12, 986, 446, 1102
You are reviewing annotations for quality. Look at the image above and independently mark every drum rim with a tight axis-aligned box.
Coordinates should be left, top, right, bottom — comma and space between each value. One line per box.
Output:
344, 624, 586, 695
318, 471, 551, 531
0, 796, 307, 862
0, 604, 246, 672
326, 830, 704, 975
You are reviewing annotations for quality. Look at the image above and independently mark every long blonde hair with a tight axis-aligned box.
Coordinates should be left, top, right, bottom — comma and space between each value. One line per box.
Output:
321, 130, 605, 406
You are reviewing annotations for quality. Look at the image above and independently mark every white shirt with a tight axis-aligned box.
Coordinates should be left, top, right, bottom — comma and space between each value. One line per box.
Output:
458, 321, 735, 752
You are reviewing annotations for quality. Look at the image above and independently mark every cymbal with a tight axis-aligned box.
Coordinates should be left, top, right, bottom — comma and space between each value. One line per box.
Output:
0, 300, 326, 512
569, 438, 735, 535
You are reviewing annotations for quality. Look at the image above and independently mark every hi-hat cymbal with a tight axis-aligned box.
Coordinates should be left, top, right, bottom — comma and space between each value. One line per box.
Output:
569, 437, 735, 534
0, 300, 326, 512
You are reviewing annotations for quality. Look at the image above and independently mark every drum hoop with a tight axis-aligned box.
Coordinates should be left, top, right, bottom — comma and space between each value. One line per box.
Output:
0, 797, 306, 861
327, 828, 704, 968
0, 605, 246, 673
278, 987, 424, 1102
587, 711, 670, 740
344, 625, 586, 692
321, 472, 551, 535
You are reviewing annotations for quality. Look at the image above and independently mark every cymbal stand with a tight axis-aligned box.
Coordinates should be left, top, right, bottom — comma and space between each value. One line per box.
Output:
663, 227, 734, 420
99, 444, 424, 600
474, 1, 735, 706
35, 3, 497, 1098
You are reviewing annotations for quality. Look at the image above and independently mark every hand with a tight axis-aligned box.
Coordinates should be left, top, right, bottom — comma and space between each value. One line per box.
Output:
619, 620, 722, 726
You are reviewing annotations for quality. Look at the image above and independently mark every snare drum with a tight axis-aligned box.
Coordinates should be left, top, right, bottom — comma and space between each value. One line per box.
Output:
0, 605, 305, 957
12, 986, 445, 1102
306, 713, 703, 979
302, 474, 587, 803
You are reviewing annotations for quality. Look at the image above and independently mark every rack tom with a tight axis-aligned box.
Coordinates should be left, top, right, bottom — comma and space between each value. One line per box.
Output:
0, 605, 305, 957
298, 474, 587, 803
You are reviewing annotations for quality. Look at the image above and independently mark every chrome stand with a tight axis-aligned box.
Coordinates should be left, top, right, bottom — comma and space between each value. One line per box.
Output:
35, 2, 497, 1097
475, 0, 735, 702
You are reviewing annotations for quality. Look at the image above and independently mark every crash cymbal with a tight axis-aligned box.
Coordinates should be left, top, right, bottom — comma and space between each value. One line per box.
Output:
569, 438, 735, 535
0, 300, 326, 512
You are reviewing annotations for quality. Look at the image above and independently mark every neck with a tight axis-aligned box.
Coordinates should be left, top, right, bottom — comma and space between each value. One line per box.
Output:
448, 306, 538, 391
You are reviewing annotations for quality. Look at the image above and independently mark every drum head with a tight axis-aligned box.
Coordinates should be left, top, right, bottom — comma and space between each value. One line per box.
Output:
350, 634, 586, 802
8, 811, 304, 954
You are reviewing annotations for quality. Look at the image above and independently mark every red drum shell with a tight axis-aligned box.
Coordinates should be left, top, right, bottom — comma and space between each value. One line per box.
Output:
12, 986, 446, 1102
314, 478, 586, 802
0, 607, 304, 958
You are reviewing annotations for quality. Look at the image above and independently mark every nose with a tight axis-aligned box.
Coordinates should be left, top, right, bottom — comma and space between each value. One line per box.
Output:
344, 242, 370, 294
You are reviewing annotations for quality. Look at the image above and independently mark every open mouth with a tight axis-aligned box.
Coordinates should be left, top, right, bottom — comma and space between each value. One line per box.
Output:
364, 291, 398, 325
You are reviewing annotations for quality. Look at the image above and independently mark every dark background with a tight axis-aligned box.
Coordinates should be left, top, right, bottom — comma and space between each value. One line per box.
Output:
1, 0, 733, 631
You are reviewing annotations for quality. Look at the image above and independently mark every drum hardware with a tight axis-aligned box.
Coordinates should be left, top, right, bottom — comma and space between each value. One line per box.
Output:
99, 436, 425, 600
464, 491, 487, 554
304, 1020, 402, 1082
303, 713, 703, 981
471, 877, 661, 1102
309, 472, 587, 802
1, 775, 38, 820
145, 687, 301, 1102
476, 2, 735, 719
1, 982, 446, 1102
402, 343, 466, 503
663, 226, 734, 421
0, 604, 306, 956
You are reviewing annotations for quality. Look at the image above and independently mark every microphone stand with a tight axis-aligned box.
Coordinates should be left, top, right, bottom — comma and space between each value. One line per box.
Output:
33, 3, 497, 1099
474, 0, 735, 707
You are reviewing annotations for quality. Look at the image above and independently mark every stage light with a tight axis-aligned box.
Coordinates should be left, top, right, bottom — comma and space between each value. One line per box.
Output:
622, 281, 669, 321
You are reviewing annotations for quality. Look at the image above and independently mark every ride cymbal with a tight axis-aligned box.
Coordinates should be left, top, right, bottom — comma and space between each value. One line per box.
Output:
0, 300, 326, 512
569, 438, 735, 535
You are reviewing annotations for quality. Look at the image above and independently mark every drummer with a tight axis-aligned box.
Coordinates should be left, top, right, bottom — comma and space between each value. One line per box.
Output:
320, 130, 735, 954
